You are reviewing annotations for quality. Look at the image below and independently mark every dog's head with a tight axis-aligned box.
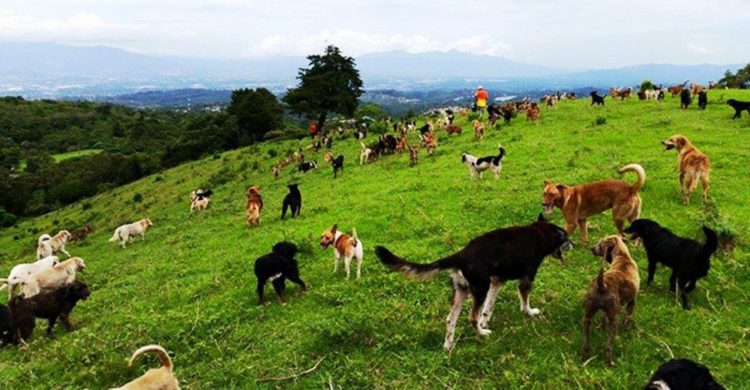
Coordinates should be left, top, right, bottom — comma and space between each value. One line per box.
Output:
591, 235, 624, 264
83, 225, 94, 234
536, 214, 573, 262
141, 218, 153, 228
623, 218, 659, 241
272, 241, 298, 259
246, 186, 261, 198
58, 230, 71, 241
65, 281, 91, 302
73, 257, 86, 272
320, 224, 338, 249
287, 183, 299, 192
542, 181, 566, 214
662, 135, 688, 151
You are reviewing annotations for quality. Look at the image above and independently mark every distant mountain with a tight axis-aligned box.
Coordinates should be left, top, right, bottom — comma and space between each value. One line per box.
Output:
0, 42, 743, 99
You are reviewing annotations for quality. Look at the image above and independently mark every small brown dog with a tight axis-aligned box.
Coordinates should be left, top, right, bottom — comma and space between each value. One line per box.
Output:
396, 134, 408, 153
421, 132, 438, 155
320, 225, 364, 279
472, 120, 485, 140
445, 124, 462, 135
543, 164, 645, 241
69, 225, 94, 242
582, 235, 639, 365
526, 103, 540, 123
114, 345, 179, 389
662, 135, 710, 204
409, 144, 419, 166
245, 186, 263, 226
323, 151, 334, 164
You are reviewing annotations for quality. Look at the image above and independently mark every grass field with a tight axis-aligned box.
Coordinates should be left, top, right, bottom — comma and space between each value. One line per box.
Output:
18, 149, 103, 170
1, 92, 749, 388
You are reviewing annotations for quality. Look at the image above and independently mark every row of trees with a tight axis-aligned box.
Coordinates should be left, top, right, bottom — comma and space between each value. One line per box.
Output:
718, 64, 750, 89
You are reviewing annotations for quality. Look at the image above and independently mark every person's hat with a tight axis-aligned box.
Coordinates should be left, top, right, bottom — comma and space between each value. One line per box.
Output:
478, 85, 484, 89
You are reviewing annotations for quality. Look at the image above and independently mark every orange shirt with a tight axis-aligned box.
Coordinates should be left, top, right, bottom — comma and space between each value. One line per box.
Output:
475, 90, 489, 100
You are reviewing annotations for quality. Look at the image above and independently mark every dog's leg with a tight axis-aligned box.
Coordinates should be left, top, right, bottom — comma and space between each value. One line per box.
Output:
679, 279, 692, 310
287, 273, 307, 292
517, 278, 541, 316
444, 281, 468, 352
469, 282, 491, 336
355, 255, 362, 280
683, 174, 695, 205
46, 316, 57, 335
669, 271, 677, 292
257, 279, 266, 305
577, 219, 588, 242
613, 218, 625, 238
479, 279, 502, 329
700, 174, 710, 203
647, 262, 657, 285
622, 299, 635, 327
344, 256, 352, 279
333, 252, 340, 273
581, 308, 593, 361
282, 203, 288, 219
61, 248, 71, 257
605, 308, 617, 365
272, 278, 287, 305
60, 313, 74, 331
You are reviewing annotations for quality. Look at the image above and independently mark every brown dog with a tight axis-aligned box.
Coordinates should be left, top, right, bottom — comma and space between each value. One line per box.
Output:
526, 103, 540, 123
396, 134, 408, 153
409, 144, 419, 166
582, 235, 639, 365
421, 132, 437, 155
472, 120, 485, 140
662, 135, 710, 204
114, 345, 179, 389
543, 163, 645, 242
245, 186, 263, 226
320, 225, 363, 279
445, 124, 462, 135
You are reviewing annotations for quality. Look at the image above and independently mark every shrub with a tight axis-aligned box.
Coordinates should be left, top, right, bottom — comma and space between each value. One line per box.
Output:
267, 149, 278, 158
593, 116, 607, 126
132, 193, 144, 203
0, 209, 17, 227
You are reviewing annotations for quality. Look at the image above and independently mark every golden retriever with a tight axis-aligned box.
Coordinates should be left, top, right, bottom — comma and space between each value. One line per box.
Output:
20, 257, 85, 298
662, 135, 710, 204
109, 219, 154, 248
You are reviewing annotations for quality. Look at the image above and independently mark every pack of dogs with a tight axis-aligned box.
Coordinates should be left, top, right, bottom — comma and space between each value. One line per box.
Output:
3, 87, 743, 387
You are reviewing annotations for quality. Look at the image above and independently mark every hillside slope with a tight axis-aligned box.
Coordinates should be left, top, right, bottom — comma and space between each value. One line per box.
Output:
1, 91, 749, 388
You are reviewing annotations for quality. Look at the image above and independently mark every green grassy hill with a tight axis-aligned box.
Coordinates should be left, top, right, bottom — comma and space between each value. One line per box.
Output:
1, 91, 749, 388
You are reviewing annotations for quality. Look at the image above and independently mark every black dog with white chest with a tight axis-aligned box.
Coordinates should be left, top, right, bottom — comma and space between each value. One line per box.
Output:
254, 242, 306, 305
281, 184, 301, 219
645, 359, 724, 390
624, 219, 718, 309
375, 214, 572, 351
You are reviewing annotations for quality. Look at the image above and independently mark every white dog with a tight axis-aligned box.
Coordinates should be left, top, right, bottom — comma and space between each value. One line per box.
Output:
461, 146, 506, 180
37, 234, 53, 259
20, 257, 85, 298
359, 142, 373, 165
37, 230, 72, 259
0, 255, 59, 298
109, 218, 153, 248
190, 189, 212, 212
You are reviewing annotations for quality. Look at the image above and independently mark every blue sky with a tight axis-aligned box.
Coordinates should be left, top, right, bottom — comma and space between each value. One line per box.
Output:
1, 0, 748, 68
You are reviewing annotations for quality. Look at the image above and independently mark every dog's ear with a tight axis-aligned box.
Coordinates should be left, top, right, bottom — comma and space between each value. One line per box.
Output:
537, 213, 546, 222
331, 224, 338, 233
556, 184, 567, 192
543, 180, 550, 186
605, 244, 615, 264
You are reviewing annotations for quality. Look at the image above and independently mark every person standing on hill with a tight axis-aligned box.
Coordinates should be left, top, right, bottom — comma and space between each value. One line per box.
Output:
475, 86, 489, 117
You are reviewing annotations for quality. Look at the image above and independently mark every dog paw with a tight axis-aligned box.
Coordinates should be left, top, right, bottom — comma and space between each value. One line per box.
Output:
443, 340, 454, 352
526, 308, 541, 316
477, 328, 492, 336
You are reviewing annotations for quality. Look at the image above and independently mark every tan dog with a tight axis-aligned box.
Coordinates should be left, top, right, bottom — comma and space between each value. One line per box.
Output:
421, 132, 437, 155
545, 95, 557, 109
526, 103, 540, 123
109, 219, 153, 248
445, 124, 462, 135
472, 120, 485, 140
245, 186, 263, 226
543, 164, 645, 241
20, 257, 85, 297
114, 345, 179, 390
36, 234, 53, 259
359, 142, 373, 165
662, 135, 710, 204
320, 224, 364, 279
189, 189, 210, 212
582, 235, 639, 365
37, 230, 72, 259
396, 134, 408, 153
323, 151, 334, 164
409, 144, 419, 166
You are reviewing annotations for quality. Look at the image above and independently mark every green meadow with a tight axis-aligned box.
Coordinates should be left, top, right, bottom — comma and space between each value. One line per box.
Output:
1, 91, 749, 388
18, 149, 103, 171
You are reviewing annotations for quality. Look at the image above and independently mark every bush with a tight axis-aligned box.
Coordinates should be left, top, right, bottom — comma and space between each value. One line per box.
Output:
0, 209, 17, 227
264, 130, 284, 140
593, 116, 607, 126
132, 193, 143, 203
267, 149, 278, 158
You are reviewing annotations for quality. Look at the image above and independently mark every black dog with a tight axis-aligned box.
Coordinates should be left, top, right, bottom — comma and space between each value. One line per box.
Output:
645, 359, 725, 390
10, 281, 90, 340
419, 123, 432, 136
298, 160, 318, 173
698, 91, 708, 110
254, 242, 306, 305
375, 214, 572, 351
281, 184, 301, 219
680, 89, 692, 109
727, 98, 750, 119
332, 155, 344, 178
0, 304, 15, 345
624, 219, 718, 309
590, 91, 606, 106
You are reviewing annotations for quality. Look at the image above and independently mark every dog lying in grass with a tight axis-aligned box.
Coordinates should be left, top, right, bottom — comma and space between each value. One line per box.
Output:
645, 359, 725, 390
10, 280, 90, 340
662, 135, 710, 204
582, 235, 639, 365
281, 184, 301, 219
0, 255, 59, 299
375, 214, 572, 351
20, 257, 85, 298
320, 224, 363, 280
254, 242, 306, 305
542, 163, 645, 241
624, 219, 718, 310
109, 219, 154, 248
114, 345, 179, 390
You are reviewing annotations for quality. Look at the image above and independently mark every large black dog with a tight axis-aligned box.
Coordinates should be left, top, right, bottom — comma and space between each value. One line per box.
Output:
375, 214, 572, 351
254, 242, 306, 305
645, 359, 724, 390
10, 280, 90, 340
281, 184, 301, 219
726, 98, 750, 119
624, 219, 718, 309
590, 91, 606, 106
332, 155, 344, 178
0, 304, 15, 345
680, 89, 692, 109
698, 91, 708, 110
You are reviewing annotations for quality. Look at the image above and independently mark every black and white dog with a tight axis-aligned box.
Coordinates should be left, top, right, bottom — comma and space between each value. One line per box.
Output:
254, 242, 306, 305
332, 155, 344, 178
281, 184, 301, 219
645, 359, 724, 390
298, 160, 318, 173
375, 214, 572, 351
461, 146, 506, 180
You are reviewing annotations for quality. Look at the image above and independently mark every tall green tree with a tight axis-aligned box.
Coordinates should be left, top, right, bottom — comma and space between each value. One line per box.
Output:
227, 88, 284, 145
283, 45, 363, 132
718, 64, 750, 89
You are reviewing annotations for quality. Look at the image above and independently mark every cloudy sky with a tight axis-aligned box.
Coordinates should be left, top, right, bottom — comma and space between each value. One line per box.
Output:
1, 0, 748, 69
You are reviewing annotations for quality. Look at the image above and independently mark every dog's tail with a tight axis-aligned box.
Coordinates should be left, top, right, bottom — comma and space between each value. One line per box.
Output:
375, 245, 460, 280
351, 228, 358, 246
129, 344, 173, 372
618, 163, 646, 193
109, 230, 120, 242
38, 234, 51, 245
701, 226, 719, 258
498, 146, 506, 160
